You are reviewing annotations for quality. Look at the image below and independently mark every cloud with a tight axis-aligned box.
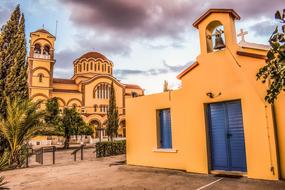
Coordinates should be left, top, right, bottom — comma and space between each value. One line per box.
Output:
250, 20, 278, 37
0, 1, 18, 26
62, 0, 197, 40
74, 32, 132, 56
114, 60, 191, 79
59, 0, 283, 58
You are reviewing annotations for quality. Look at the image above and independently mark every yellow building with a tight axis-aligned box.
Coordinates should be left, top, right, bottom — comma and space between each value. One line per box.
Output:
126, 9, 285, 180
27, 29, 144, 139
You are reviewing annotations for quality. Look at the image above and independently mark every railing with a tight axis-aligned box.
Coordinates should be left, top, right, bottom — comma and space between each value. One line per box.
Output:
33, 53, 50, 59
34, 146, 56, 165
71, 145, 85, 161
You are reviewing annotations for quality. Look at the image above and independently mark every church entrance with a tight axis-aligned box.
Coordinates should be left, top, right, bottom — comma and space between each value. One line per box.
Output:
207, 100, 247, 172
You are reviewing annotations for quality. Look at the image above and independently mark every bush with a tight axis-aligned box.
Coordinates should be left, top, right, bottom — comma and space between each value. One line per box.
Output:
95, 140, 126, 158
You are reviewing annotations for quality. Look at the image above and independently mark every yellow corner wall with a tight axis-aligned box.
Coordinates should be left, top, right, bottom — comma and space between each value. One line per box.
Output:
126, 11, 283, 180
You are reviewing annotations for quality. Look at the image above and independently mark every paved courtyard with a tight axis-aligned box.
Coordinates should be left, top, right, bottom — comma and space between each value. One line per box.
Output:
1, 149, 285, 190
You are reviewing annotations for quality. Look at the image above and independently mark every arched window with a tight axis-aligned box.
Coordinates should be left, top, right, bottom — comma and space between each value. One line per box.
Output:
87, 63, 89, 71
83, 62, 86, 71
78, 64, 82, 72
43, 45, 50, 55
38, 73, 44, 82
94, 105, 97, 112
131, 92, 138, 97
98, 63, 100, 71
90, 62, 93, 70
75, 65, 77, 73
34, 43, 41, 54
94, 83, 111, 99
94, 63, 97, 71
108, 66, 110, 73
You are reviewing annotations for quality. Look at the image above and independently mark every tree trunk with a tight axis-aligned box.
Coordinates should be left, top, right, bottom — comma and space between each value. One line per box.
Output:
64, 136, 70, 149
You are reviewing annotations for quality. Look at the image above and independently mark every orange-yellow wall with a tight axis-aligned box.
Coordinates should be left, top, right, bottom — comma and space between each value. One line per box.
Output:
275, 93, 285, 178
126, 12, 285, 181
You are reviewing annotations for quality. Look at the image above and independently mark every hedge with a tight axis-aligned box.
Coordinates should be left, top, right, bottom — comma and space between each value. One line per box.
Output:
95, 140, 126, 158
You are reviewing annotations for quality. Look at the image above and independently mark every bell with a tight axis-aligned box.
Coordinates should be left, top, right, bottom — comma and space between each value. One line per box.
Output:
213, 29, 226, 50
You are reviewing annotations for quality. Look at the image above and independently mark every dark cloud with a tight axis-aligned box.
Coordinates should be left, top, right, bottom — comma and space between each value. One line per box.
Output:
60, 0, 283, 56
250, 20, 277, 37
62, 0, 197, 40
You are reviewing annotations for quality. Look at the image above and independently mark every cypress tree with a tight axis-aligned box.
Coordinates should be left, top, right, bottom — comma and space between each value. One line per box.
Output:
106, 82, 119, 141
5, 13, 28, 102
0, 5, 21, 116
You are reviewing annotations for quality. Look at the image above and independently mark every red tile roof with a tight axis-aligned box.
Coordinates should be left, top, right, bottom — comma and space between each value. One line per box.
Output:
78, 52, 109, 61
53, 78, 75, 84
124, 84, 142, 89
32, 29, 55, 38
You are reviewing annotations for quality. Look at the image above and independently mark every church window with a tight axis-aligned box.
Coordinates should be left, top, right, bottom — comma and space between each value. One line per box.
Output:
131, 92, 138, 97
87, 63, 89, 71
94, 105, 97, 112
43, 45, 50, 55
78, 64, 82, 72
98, 63, 100, 71
157, 108, 172, 149
108, 66, 110, 73
38, 73, 44, 83
83, 62, 86, 71
94, 63, 97, 71
90, 62, 93, 70
75, 65, 77, 73
34, 43, 41, 54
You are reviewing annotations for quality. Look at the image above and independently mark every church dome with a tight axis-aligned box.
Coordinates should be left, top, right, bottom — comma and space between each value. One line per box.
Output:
73, 51, 113, 76
78, 51, 109, 61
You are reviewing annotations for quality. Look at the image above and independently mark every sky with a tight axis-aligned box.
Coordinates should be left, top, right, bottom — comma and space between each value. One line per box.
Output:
0, 0, 283, 94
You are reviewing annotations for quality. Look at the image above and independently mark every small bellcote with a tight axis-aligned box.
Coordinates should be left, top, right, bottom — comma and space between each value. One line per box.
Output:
29, 29, 56, 60
193, 9, 240, 55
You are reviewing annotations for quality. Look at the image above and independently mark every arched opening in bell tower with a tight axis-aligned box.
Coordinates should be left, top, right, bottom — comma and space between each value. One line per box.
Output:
205, 20, 226, 53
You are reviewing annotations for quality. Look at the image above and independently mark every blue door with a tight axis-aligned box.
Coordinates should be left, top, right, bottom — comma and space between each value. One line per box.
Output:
208, 100, 247, 172
159, 109, 172, 148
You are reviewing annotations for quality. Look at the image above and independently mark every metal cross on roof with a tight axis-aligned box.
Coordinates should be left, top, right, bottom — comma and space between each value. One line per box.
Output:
237, 28, 248, 42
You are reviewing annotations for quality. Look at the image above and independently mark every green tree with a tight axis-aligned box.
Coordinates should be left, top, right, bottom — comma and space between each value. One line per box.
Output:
257, 9, 285, 103
44, 98, 61, 125
5, 13, 28, 103
41, 97, 61, 135
0, 98, 44, 168
106, 82, 119, 141
0, 5, 21, 117
61, 107, 88, 149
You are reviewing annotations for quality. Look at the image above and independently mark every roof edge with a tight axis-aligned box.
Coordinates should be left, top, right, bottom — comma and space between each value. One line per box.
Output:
176, 62, 199, 80
193, 9, 241, 28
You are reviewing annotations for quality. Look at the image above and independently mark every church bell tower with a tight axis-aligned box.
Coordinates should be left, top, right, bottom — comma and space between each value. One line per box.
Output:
27, 29, 56, 102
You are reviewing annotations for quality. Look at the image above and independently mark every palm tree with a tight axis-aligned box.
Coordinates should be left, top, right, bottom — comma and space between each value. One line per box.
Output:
0, 151, 8, 188
0, 98, 44, 168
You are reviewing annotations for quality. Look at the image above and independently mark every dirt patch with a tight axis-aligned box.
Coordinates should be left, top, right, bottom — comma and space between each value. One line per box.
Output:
1, 150, 285, 190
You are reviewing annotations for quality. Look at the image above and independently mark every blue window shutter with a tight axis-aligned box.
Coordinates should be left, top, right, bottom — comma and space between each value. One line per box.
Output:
159, 109, 172, 148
